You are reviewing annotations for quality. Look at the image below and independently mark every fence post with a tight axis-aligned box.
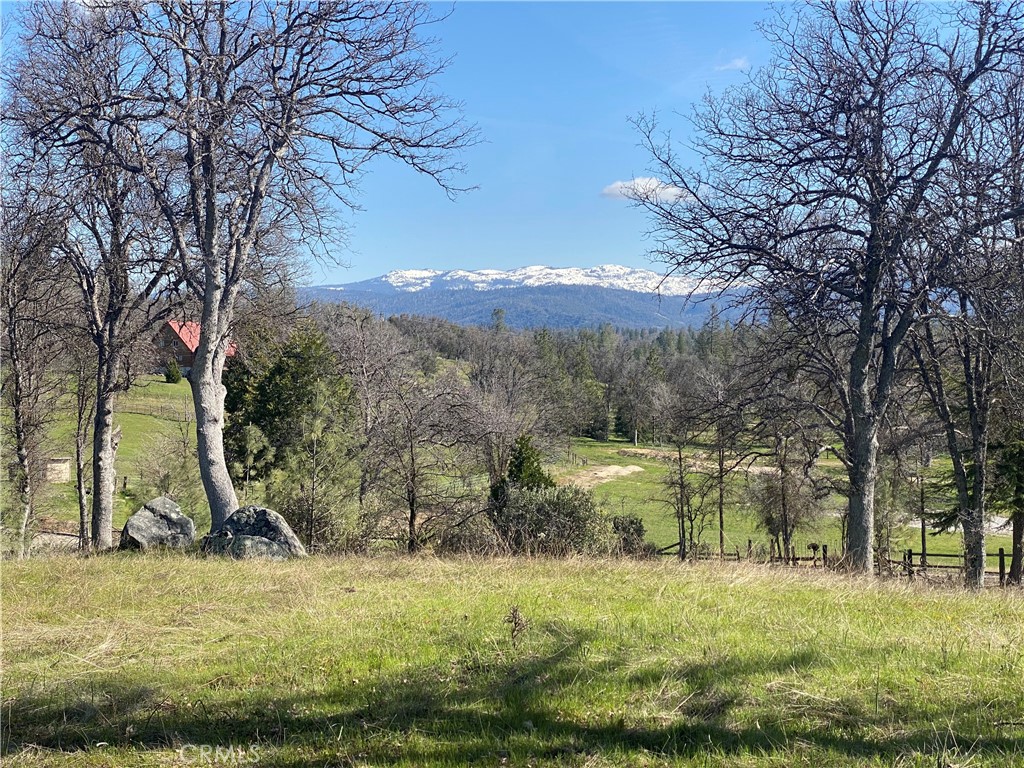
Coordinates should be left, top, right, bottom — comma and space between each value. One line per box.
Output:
747, 539, 753, 559
791, 545, 798, 566
904, 549, 914, 580
822, 544, 828, 569
1000, 548, 1006, 587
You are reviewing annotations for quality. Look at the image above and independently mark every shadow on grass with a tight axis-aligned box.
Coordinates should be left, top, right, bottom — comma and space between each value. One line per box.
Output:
4, 622, 1022, 765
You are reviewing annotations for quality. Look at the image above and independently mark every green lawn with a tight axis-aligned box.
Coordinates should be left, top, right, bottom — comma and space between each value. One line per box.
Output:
3, 554, 1023, 767
555, 439, 1014, 570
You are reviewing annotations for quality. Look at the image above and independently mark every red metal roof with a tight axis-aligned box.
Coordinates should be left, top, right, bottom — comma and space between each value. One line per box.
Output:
165, 320, 237, 356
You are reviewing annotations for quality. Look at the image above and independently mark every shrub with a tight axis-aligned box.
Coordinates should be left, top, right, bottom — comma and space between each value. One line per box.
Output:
164, 358, 182, 384
490, 435, 554, 507
611, 514, 650, 556
492, 484, 611, 556
434, 513, 503, 556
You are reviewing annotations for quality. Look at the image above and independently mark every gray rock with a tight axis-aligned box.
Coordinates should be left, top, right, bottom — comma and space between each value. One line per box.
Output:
202, 505, 307, 559
120, 497, 195, 551
201, 531, 291, 560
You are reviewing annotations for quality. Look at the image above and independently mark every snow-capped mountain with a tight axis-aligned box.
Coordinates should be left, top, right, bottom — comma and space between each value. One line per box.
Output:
302, 264, 737, 329
376, 265, 702, 296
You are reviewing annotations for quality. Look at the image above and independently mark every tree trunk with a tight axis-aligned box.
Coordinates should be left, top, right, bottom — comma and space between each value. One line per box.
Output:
73, 360, 93, 551
90, 385, 118, 551
14, 437, 33, 560
780, 459, 792, 563
407, 499, 419, 553
919, 462, 927, 567
191, 362, 238, 530
846, 425, 879, 573
677, 510, 686, 562
717, 440, 725, 558
10, 362, 36, 558
1010, 510, 1023, 586
676, 447, 686, 561
962, 513, 986, 589
962, 455, 987, 589
76, 423, 90, 551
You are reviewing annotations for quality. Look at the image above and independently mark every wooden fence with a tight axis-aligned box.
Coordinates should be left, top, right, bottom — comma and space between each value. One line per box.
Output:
120, 400, 192, 422
659, 538, 1017, 587
892, 548, 1012, 586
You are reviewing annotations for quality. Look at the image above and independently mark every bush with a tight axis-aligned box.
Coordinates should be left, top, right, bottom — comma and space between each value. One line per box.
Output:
491, 484, 611, 556
164, 358, 182, 384
273, 491, 368, 555
611, 514, 650, 556
490, 435, 554, 507
434, 513, 503, 556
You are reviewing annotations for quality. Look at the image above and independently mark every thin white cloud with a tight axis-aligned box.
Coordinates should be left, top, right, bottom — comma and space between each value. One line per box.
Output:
715, 56, 750, 72
601, 177, 689, 203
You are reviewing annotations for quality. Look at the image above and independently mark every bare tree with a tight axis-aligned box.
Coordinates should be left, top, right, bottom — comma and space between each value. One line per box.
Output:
61, 328, 97, 551
321, 304, 412, 507
62, 174, 180, 550
0, 165, 67, 557
10, 3, 186, 548
907, 72, 1024, 587
689, 322, 754, 558
10, 0, 473, 531
135, 1, 472, 530
466, 318, 551, 488
633, 0, 1024, 572
371, 371, 476, 553
661, 448, 715, 561
324, 305, 480, 551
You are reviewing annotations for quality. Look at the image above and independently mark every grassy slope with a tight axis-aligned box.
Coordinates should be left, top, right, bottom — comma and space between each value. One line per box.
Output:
3, 554, 1023, 767
34, 377, 199, 531
557, 439, 1015, 565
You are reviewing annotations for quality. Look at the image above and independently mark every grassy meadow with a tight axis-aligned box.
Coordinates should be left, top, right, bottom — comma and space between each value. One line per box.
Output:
23, 375, 1014, 577
28, 376, 206, 536
3, 554, 1023, 767
558, 438, 1014, 567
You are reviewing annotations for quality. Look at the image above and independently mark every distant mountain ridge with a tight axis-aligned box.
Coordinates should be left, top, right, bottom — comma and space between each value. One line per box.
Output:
301, 265, 737, 329
372, 265, 701, 296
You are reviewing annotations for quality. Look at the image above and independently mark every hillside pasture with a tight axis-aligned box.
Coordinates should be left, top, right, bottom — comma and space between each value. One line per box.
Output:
3, 554, 1023, 767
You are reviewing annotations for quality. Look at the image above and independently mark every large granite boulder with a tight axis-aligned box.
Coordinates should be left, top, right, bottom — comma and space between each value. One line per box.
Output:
120, 497, 195, 551
201, 532, 293, 560
201, 505, 307, 559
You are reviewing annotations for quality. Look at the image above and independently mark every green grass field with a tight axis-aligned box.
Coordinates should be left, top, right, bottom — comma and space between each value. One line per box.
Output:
555, 438, 1014, 569
31, 376, 200, 532
3, 554, 1023, 766
18, 376, 1013, 574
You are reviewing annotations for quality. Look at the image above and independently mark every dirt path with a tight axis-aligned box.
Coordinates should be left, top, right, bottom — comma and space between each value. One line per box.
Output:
616, 448, 777, 476
562, 464, 644, 490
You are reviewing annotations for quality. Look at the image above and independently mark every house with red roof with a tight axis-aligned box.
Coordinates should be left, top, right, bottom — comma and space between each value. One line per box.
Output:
156, 321, 237, 374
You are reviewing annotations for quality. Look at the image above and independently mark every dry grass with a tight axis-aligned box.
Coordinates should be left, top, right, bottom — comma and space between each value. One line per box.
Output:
3, 553, 1023, 766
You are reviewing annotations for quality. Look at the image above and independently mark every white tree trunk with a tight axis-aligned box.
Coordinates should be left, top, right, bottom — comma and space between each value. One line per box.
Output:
11, 376, 34, 561
190, 350, 238, 531
14, 444, 33, 560
90, 388, 118, 551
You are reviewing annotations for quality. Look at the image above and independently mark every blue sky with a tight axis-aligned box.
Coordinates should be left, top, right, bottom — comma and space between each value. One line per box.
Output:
1, 1, 773, 285
326, 2, 773, 284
